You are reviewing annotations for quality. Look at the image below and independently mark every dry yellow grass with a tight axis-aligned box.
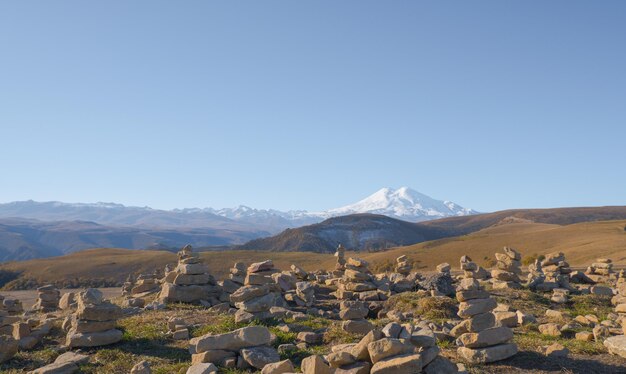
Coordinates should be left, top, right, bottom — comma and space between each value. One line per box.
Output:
362, 219, 626, 270
2, 219, 625, 289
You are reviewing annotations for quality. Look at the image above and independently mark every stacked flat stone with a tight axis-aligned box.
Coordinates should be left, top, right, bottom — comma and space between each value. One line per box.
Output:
537, 252, 572, 291
455, 265, 517, 363
1, 305, 19, 362
527, 259, 545, 290
606, 280, 626, 359
232, 260, 281, 323
12, 317, 54, 351
586, 258, 614, 282
130, 273, 160, 295
490, 247, 522, 290
323, 323, 460, 374
395, 255, 411, 276
66, 288, 123, 348
618, 270, 626, 287
295, 281, 316, 307
160, 245, 221, 304
460, 256, 489, 280
336, 258, 384, 301
1, 296, 21, 336
32, 284, 60, 312
340, 300, 373, 335
334, 244, 347, 274
2, 296, 23, 315
221, 262, 247, 297
189, 325, 280, 370
121, 274, 134, 296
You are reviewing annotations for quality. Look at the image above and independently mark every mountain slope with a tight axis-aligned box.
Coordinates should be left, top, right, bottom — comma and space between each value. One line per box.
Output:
238, 206, 626, 253
419, 206, 626, 235
0, 218, 266, 261
237, 214, 450, 253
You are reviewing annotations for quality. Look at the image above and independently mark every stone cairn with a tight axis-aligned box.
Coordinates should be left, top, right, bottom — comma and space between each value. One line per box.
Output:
0, 295, 19, 363
605, 274, 626, 358
536, 252, 572, 292
333, 244, 347, 275
65, 288, 123, 348
2, 295, 23, 315
32, 284, 60, 312
189, 325, 280, 370
527, 259, 545, 290
130, 273, 161, 296
121, 274, 134, 296
490, 247, 522, 290
389, 256, 417, 294
335, 258, 381, 301
160, 245, 221, 304
586, 258, 614, 282
340, 300, 373, 335
221, 262, 247, 297
455, 257, 517, 364
231, 260, 282, 323
460, 256, 489, 280
395, 255, 411, 276
320, 322, 460, 374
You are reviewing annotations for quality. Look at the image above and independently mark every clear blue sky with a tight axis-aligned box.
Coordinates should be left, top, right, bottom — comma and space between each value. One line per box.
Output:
1, 1, 625, 212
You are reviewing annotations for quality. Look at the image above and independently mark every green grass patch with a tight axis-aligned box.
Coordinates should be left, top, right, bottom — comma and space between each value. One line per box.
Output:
514, 331, 606, 355
565, 294, 613, 320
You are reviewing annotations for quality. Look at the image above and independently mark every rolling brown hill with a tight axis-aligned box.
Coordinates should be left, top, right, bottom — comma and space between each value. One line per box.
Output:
237, 206, 626, 253
2, 218, 626, 290
419, 206, 626, 234
236, 214, 450, 252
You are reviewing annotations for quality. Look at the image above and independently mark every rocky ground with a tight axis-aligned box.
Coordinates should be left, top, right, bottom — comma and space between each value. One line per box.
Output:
2, 247, 626, 374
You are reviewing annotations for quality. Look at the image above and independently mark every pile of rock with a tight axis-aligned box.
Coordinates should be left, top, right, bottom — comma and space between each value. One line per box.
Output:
295, 281, 316, 307
527, 259, 545, 290
455, 268, 517, 363
336, 258, 383, 301
232, 260, 282, 323
490, 247, 522, 290
340, 300, 373, 334
320, 322, 460, 374
395, 255, 411, 276
130, 273, 161, 296
59, 292, 78, 310
65, 288, 123, 347
12, 317, 54, 350
460, 256, 489, 280
537, 252, 572, 291
160, 245, 222, 304
333, 244, 347, 275
586, 258, 614, 282
2, 296, 23, 315
168, 316, 190, 341
0, 297, 19, 363
221, 262, 247, 297
606, 279, 626, 359
189, 325, 280, 370
32, 284, 60, 312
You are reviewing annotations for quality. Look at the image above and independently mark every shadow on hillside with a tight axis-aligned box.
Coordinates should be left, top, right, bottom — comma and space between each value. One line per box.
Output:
496, 350, 626, 374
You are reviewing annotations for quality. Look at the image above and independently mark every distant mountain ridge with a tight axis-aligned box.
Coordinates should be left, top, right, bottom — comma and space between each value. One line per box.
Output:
0, 187, 475, 233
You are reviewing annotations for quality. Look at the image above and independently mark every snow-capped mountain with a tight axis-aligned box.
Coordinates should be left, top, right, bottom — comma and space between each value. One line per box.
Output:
0, 187, 475, 233
316, 187, 476, 222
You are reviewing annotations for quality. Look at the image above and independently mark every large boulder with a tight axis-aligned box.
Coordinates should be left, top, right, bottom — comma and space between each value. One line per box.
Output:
190, 326, 272, 354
